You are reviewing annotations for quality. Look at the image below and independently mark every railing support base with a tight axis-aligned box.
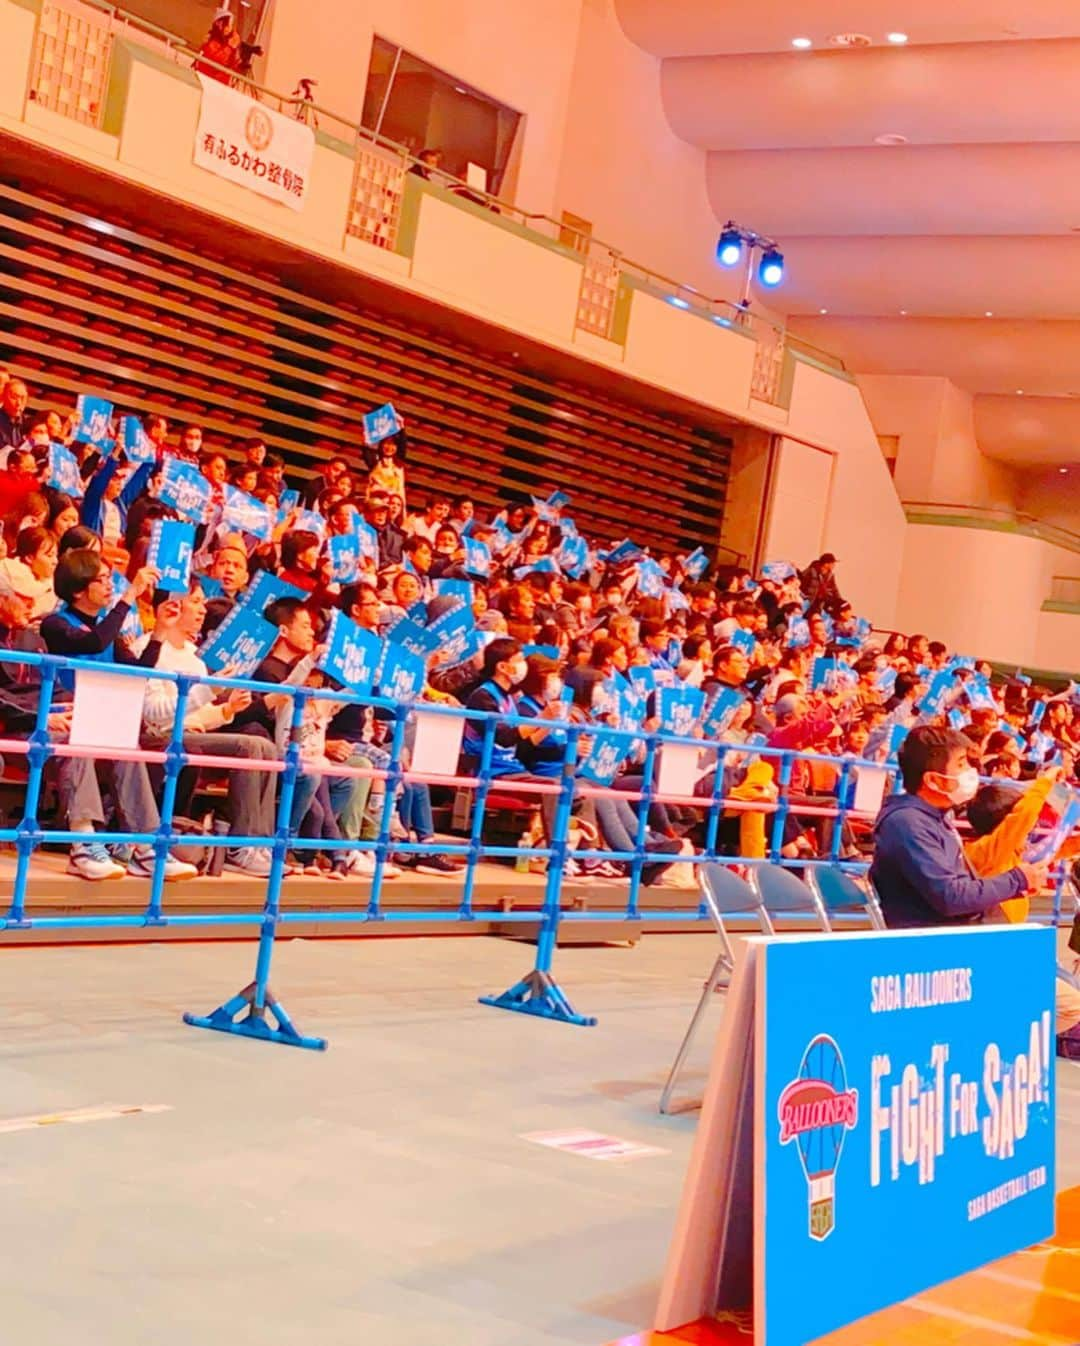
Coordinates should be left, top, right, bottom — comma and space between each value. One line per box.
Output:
184, 981, 327, 1050
479, 970, 596, 1027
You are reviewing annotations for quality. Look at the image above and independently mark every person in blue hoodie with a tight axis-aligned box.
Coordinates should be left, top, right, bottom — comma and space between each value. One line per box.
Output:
871, 725, 1046, 928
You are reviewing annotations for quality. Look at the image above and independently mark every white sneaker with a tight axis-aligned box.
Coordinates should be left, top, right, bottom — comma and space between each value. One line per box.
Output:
224, 847, 272, 878
128, 847, 199, 882
68, 842, 126, 881
343, 849, 376, 876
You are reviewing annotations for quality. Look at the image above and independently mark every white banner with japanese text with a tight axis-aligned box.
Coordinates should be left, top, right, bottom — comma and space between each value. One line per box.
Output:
194, 75, 314, 212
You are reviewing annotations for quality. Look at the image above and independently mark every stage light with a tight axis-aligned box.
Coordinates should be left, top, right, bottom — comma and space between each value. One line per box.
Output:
759, 249, 785, 287
886, 31, 909, 44
792, 36, 813, 49
717, 228, 743, 267
668, 295, 690, 309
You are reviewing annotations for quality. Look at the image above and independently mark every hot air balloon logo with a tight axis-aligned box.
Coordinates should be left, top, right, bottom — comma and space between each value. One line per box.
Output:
778, 1034, 859, 1241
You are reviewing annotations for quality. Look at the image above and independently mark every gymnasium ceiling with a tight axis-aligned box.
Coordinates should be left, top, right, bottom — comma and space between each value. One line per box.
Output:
616, 0, 1080, 468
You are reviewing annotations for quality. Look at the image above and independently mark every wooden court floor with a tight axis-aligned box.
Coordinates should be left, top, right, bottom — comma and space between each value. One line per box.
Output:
608, 1187, 1080, 1346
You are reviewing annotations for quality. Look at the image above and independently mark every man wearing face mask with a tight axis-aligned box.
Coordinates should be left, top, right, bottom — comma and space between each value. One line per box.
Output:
871, 726, 1047, 928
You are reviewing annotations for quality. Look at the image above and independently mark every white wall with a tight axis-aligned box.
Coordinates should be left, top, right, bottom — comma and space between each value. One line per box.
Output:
553, 0, 744, 300
894, 523, 1077, 667
262, 0, 584, 211
858, 373, 1017, 512
764, 438, 833, 564
782, 361, 907, 627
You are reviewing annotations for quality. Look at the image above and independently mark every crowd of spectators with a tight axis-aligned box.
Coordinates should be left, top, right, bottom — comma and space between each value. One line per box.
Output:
0, 367, 1078, 928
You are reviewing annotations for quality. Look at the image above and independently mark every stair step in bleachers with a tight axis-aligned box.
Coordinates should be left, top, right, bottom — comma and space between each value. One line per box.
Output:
0, 180, 732, 550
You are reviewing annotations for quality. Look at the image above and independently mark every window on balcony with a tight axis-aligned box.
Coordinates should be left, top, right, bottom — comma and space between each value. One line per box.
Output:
361, 36, 522, 199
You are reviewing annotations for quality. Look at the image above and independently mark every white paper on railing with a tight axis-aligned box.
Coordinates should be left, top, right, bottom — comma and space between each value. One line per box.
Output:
69, 669, 146, 751
410, 710, 465, 777
194, 75, 314, 212
852, 765, 889, 816
656, 743, 703, 799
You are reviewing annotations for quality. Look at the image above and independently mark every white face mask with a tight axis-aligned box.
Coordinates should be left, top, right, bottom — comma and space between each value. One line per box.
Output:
936, 766, 980, 806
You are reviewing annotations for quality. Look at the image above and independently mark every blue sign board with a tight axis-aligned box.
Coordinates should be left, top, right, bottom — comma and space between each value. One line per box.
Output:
73, 394, 114, 449
147, 519, 194, 593
119, 415, 156, 464
758, 926, 1055, 1346
45, 442, 84, 498
159, 456, 212, 525
238, 570, 305, 618
317, 609, 381, 693
222, 485, 273, 541
200, 603, 277, 676
362, 402, 403, 446
326, 532, 360, 583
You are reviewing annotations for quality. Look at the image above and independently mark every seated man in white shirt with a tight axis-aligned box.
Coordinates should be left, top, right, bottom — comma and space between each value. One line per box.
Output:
135, 582, 279, 878
402, 494, 451, 545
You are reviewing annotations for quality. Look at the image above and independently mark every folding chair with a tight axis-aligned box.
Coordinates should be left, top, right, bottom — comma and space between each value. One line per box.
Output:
659, 863, 759, 1115
748, 862, 832, 932
806, 865, 886, 931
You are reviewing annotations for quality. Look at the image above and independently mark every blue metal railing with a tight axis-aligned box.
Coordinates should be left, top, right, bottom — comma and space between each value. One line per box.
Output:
0, 648, 1068, 1048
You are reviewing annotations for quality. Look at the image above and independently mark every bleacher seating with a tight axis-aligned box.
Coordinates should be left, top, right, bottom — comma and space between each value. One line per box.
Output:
0, 178, 734, 552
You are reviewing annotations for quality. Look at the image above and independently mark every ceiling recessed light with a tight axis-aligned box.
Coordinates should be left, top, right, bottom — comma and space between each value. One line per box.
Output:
819, 307, 829, 314
1060, 467, 1069, 475
792, 36, 813, 49
1016, 389, 1024, 395
900, 309, 908, 316
874, 132, 909, 146
886, 31, 909, 44
985, 311, 994, 317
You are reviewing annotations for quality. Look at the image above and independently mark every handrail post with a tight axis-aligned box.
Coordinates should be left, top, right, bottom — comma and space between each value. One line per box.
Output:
768, 752, 794, 861
626, 732, 659, 922
458, 715, 496, 922
480, 725, 595, 1025
184, 686, 327, 1049
9, 661, 57, 926
145, 674, 191, 925
369, 703, 409, 920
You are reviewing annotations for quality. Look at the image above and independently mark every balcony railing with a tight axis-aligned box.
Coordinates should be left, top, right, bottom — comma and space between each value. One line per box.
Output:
903, 502, 1080, 557
17, 0, 848, 382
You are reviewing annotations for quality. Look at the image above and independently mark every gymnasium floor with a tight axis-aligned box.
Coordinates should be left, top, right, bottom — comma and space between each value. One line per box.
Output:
0, 933, 1077, 1346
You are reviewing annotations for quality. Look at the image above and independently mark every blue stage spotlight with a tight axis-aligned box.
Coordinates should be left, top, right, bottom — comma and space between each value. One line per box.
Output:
717, 228, 743, 267
758, 249, 785, 287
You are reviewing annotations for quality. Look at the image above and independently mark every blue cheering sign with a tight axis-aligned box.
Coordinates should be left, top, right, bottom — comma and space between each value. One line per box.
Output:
119, 416, 156, 464
159, 457, 212, 525
362, 402, 403, 446
45, 442, 84, 498
377, 641, 425, 702
238, 570, 305, 617
327, 533, 360, 583
462, 537, 491, 578
657, 684, 705, 737
200, 603, 277, 676
147, 519, 194, 593
223, 486, 273, 541
682, 547, 708, 581
73, 394, 114, 449
317, 610, 380, 693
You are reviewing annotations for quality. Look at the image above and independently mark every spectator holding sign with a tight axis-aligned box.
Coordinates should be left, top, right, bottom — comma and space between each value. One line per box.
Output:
136, 583, 278, 877
41, 549, 197, 882
364, 429, 406, 505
